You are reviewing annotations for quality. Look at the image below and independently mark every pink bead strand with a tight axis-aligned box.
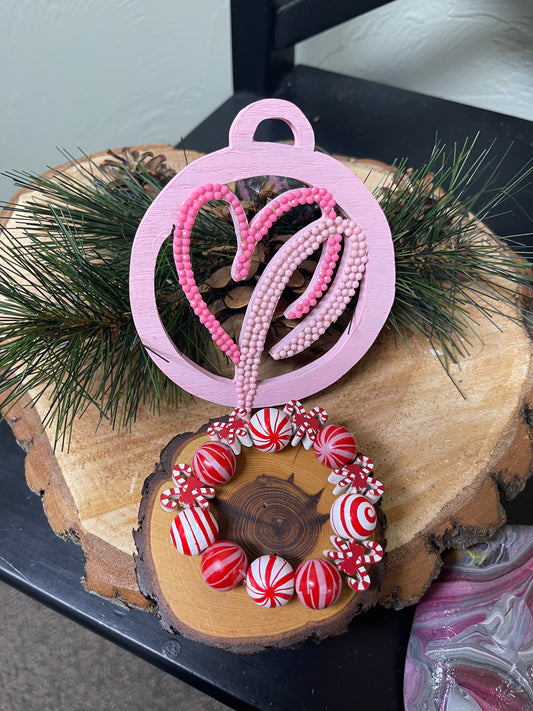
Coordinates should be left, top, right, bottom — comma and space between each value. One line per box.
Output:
285, 216, 345, 320
235, 215, 340, 410
269, 221, 367, 361
230, 186, 337, 282
173, 187, 242, 366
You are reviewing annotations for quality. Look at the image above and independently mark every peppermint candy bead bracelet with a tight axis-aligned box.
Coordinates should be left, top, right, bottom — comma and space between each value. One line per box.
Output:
159, 401, 384, 610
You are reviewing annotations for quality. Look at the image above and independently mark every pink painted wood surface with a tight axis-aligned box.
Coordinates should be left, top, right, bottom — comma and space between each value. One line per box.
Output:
129, 98, 395, 407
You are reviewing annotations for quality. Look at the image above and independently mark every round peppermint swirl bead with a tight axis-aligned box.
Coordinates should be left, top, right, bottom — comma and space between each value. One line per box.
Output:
330, 493, 377, 540
170, 506, 219, 555
201, 541, 248, 590
294, 558, 342, 610
246, 555, 295, 608
313, 424, 357, 469
249, 408, 292, 453
192, 441, 237, 486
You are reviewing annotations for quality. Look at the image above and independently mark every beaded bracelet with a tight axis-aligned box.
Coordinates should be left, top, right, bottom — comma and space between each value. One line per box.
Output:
159, 401, 384, 610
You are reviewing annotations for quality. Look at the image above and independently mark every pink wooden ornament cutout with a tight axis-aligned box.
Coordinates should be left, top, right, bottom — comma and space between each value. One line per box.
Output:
129, 98, 395, 407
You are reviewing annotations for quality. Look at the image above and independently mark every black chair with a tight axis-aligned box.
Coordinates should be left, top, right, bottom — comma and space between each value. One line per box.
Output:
184, 0, 532, 241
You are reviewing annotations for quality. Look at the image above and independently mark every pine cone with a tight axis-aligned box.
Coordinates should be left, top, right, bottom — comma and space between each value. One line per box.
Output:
100, 148, 176, 198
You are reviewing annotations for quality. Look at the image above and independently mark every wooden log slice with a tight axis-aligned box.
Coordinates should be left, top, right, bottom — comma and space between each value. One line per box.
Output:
1, 144, 532, 643
134, 422, 386, 652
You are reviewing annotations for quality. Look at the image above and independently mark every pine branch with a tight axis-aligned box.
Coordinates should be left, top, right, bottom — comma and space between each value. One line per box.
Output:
380, 139, 532, 370
0, 141, 531, 448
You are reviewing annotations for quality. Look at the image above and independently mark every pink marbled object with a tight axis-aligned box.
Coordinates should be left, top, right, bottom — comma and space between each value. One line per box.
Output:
404, 525, 533, 711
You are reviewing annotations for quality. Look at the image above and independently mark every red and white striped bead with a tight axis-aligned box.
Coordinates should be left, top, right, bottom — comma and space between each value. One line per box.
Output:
313, 424, 357, 469
169, 506, 219, 555
192, 441, 237, 486
248, 408, 292, 453
330, 493, 377, 540
294, 558, 342, 609
246, 555, 295, 607
201, 541, 248, 590
160, 487, 181, 512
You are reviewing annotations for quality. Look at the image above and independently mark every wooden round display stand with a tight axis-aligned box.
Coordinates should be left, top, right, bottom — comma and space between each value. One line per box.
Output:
1, 143, 532, 651
134, 423, 386, 652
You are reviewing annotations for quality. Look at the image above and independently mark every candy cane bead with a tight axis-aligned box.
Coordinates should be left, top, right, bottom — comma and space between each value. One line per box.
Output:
346, 566, 371, 592
313, 424, 357, 469
171, 462, 193, 484
192, 441, 237, 486
160, 487, 181, 512
330, 493, 377, 540
201, 541, 248, 591
246, 555, 295, 608
294, 559, 342, 609
249, 408, 292, 452
170, 506, 219, 555
365, 477, 385, 504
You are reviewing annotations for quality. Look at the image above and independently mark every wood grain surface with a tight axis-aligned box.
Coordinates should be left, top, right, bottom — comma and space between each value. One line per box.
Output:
1, 144, 531, 646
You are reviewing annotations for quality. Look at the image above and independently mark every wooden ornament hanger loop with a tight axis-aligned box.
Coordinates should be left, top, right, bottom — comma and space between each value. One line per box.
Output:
228, 98, 315, 152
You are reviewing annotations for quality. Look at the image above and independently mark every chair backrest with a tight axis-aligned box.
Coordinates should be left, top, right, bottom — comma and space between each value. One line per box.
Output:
231, 0, 396, 94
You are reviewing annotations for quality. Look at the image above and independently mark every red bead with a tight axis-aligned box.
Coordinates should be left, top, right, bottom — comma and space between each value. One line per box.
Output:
330, 493, 377, 540
313, 424, 357, 468
201, 541, 248, 590
249, 408, 292, 452
294, 559, 342, 609
246, 555, 295, 607
192, 441, 236, 486
169, 506, 219, 555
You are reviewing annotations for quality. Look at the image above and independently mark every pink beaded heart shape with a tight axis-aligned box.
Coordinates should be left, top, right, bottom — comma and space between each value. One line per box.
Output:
173, 182, 366, 368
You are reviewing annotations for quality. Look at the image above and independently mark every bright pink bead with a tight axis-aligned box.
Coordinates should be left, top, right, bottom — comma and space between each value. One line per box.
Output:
294, 559, 342, 609
330, 493, 377, 540
246, 555, 294, 608
313, 424, 357, 469
201, 541, 248, 590
249, 408, 292, 452
192, 441, 237, 486
170, 506, 219, 555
